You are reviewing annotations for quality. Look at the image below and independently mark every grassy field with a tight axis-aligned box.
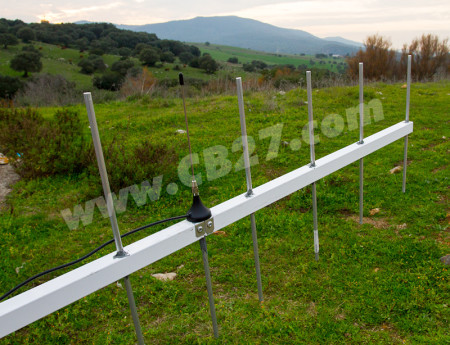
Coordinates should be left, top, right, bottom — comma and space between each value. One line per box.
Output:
0, 43, 241, 91
0, 41, 345, 96
192, 43, 347, 72
0, 80, 449, 344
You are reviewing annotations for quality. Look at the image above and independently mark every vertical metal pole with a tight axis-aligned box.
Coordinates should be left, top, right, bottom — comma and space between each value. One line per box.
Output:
199, 238, 219, 338
306, 71, 319, 261
402, 55, 411, 193
236, 77, 263, 303
84, 93, 145, 345
358, 63, 364, 225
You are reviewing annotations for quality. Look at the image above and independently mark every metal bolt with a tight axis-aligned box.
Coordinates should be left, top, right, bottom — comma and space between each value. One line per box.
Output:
198, 226, 203, 233
207, 221, 213, 228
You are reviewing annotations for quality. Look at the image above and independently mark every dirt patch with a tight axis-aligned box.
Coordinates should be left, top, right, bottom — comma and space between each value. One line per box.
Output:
432, 165, 448, 174
348, 215, 391, 229
0, 163, 20, 209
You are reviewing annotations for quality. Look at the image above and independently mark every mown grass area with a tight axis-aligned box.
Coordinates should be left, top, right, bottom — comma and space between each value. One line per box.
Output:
192, 43, 347, 72
0, 81, 449, 344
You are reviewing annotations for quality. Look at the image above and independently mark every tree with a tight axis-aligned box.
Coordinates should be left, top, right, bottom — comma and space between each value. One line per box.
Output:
10, 51, 42, 77
401, 34, 449, 80
161, 51, 175, 63
0, 33, 18, 49
0, 75, 22, 98
139, 47, 160, 66
199, 55, 218, 74
78, 55, 105, 74
346, 34, 396, 80
17, 27, 35, 43
111, 59, 134, 76
179, 52, 194, 64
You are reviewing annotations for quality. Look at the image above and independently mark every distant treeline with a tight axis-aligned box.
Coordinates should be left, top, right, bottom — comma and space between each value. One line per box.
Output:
0, 18, 201, 60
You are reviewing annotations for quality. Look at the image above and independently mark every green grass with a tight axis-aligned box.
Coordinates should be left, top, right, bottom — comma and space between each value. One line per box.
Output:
193, 42, 347, 72
0, 42, 226, 91
0, 81, 449, 344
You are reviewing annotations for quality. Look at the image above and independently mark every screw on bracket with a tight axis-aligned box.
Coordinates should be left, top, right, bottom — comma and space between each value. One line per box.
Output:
195, 218, 215, 237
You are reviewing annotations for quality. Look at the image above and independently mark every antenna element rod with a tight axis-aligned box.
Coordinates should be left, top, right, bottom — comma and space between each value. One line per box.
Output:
359, 63, 364, 225
402, 55, 412, 193
236, 77, 263, 302
179, 73, 196, 186
84, 92, 145, 345
306, 72, 319, 261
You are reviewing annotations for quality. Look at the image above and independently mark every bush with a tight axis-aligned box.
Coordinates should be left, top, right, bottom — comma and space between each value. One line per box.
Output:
227, 57, 238, 64
14, 74, 78, 106
78, 55, 106, 74
93, 71, 124, 91
86, 140, 177, 191
111, 59, 134, 76
0, 108, 177, 190
0, 108, 87, 178
0, 75, 22, 99
243, 60, 267, 72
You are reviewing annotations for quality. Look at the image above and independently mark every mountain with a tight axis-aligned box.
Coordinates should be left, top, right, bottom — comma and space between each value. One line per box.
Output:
324, 36, 363, 48
116, 16, 359, 55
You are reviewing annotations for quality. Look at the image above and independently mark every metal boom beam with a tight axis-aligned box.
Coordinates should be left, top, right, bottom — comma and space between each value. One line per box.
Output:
0, 121, 413, 338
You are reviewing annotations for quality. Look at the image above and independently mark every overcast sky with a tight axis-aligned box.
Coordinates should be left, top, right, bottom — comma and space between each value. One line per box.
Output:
1, 0, 449, 48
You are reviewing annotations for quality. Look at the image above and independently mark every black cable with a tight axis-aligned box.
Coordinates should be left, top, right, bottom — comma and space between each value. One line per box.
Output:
0, 214, 188, 302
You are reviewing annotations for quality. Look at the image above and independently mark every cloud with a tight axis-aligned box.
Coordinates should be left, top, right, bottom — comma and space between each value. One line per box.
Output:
1, 0, 448, 48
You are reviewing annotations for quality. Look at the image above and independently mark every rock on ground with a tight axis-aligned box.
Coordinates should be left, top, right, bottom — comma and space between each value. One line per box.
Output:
0, 164, 20, 208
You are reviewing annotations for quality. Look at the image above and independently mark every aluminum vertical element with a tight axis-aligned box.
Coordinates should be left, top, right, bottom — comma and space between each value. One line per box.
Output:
199, 238, 219, 338
236, 77, 263, 303
358, 63, 364, 224
83, 92, 145, 345
402, 55, 412, 193
306, 72, 315, 166
84, 92, 126, 257
306, 71, 319, 261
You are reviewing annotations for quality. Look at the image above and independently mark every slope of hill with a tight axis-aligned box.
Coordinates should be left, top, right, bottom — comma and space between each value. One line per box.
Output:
117, 16, 359, 56
324, 36, 363, 48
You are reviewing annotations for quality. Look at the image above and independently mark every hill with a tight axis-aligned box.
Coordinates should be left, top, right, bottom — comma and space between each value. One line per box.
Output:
117, 16, 360, 56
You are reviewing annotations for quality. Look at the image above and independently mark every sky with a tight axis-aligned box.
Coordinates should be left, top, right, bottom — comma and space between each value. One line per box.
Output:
1, 0, 449, 48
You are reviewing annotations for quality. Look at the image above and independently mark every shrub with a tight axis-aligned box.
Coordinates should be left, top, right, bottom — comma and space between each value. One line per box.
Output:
93, 71, 124, 91
86, 140, 177, 191
0, 75, 22, 99
120, 68, 157, 97
0, 108, 87, 178
78, 55, 106, 74
0, 108, 177, 190
227, 57, 238, 64
14, 74, 78, 106
111, 59, 134, 76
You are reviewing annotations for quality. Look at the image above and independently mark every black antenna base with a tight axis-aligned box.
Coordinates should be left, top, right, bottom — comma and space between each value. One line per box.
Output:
187, 195, 212, 223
